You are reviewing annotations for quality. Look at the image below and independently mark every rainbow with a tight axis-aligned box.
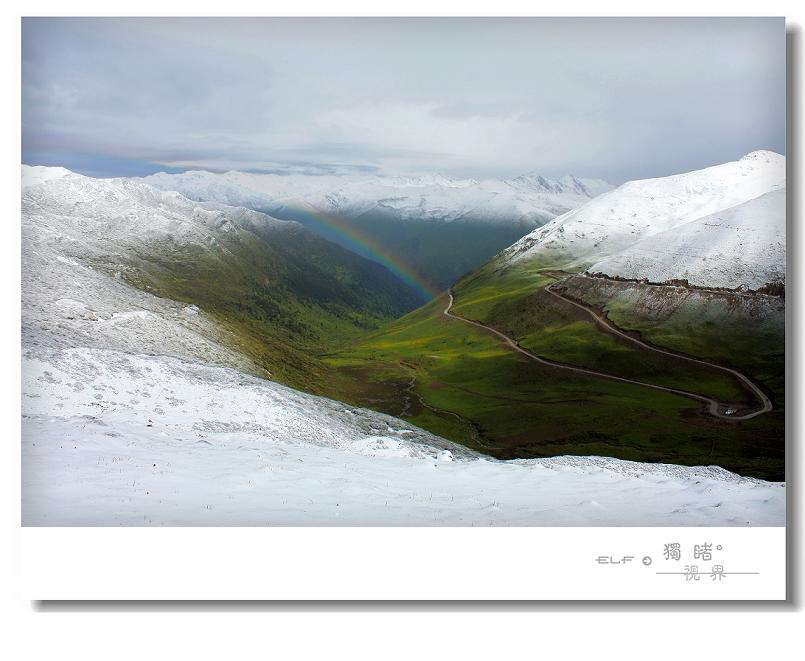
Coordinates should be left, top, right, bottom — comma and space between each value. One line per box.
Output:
277, 203, 443, 300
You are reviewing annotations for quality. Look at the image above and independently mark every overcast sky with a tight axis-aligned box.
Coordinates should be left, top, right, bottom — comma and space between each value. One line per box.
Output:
22, 17, 785, 183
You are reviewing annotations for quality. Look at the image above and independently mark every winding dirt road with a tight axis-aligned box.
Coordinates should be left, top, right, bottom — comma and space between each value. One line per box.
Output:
443, 287, 772, 421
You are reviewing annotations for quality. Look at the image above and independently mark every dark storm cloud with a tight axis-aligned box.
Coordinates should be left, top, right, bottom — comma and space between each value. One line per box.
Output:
22, 17, 785, 182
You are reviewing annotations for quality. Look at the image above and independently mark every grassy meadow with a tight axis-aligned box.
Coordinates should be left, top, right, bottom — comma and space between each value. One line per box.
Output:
322, 260, 785, 480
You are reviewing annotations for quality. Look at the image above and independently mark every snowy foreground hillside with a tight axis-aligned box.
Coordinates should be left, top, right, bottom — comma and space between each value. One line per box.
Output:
142, 168, 612, 226
23, 347, 784, 526
506, 151, 786, 289
22, 166, 784, 526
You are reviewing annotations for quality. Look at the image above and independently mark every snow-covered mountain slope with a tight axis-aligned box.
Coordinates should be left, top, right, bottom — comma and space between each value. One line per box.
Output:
22, 167, 266, 374
141, 169, 613, 226
504, 151, 785, 288
589, 188, 786, 288
23, 346, 784, 526
22, 165, 423, 378
21, 165, 785, 526
21, 164, 72, 188
23, 165, 290, 256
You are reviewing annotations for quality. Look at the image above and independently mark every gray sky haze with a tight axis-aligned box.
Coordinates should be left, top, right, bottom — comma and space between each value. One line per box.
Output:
22, 17, 785, 183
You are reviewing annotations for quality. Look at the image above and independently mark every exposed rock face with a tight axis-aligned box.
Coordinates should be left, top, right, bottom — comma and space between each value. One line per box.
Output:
582, 272, 785, 298
559, 274, 786, 330
756, 281, 786, 298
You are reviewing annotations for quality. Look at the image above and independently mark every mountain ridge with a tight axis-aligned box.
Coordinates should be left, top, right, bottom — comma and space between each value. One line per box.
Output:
21, 165, 423, 387
502, 150, 785, 289
140, 168, 613, 225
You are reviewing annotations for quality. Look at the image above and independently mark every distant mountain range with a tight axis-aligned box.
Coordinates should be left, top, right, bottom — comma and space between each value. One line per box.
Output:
141, 169, 613, 225
140, 152, 787, 293
140, 168, 613, 290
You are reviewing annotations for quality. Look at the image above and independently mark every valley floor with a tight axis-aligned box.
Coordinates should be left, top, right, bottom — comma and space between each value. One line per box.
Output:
22, 345, 784, 526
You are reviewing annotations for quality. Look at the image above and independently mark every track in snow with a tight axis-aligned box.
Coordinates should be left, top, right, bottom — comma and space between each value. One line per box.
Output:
443, 286, 772, 421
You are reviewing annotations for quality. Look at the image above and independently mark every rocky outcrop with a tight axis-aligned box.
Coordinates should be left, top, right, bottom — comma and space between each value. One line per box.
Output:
583, 271, 785, 298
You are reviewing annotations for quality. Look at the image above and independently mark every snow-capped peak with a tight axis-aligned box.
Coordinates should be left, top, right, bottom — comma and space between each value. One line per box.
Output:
382, 173, 479, 189
505, 172, 612, 198
740, 149, 785, 163
504, 151, 785, 289
22, 164, 72, 189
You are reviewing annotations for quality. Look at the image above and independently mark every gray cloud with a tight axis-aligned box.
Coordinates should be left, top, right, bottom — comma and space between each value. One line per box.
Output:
22, 17, 785, 182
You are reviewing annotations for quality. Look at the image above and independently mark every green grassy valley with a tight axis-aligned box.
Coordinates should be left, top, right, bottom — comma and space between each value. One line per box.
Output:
101, 221, 422, 391
321, 259, 785, 481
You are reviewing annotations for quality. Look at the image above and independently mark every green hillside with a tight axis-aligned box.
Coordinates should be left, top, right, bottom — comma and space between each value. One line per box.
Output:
323, 258, 785, 480
97, 219, 423, 391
